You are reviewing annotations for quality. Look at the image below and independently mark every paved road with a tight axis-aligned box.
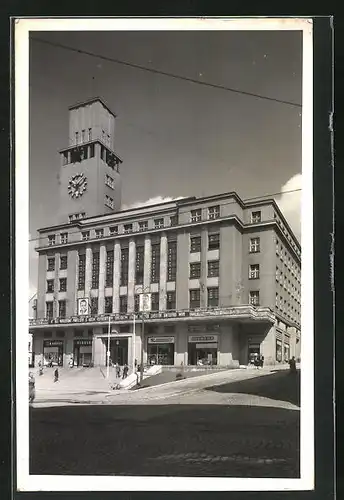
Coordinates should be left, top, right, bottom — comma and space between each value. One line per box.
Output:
30, 369, 300, 477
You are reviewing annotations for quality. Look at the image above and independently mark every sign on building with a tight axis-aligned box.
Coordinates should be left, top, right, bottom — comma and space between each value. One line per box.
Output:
78, 298, 89, 316
139, 293, 152, 313
148, 336, 175, 344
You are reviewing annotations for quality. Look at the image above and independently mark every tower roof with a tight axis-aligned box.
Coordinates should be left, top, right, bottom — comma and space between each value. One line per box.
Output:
68, 97, 117, 118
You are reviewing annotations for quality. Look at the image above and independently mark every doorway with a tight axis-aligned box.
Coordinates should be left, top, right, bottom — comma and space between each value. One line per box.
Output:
109, 338, 128, 366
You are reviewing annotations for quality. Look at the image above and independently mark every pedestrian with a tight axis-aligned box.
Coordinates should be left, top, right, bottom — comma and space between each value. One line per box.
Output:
122, 363, 129, 379
54, 368, 59, 383
289, 356, 296, 373
260, 355, 265, 368
69, 355, 74, 368
116, 363, 121, 378
29, 372, 35, 403
38, 361, 43, 376
134, 359, 138, 371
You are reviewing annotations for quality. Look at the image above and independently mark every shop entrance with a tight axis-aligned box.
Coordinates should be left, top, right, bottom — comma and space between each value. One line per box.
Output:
43, 340, 64, 367
147, 343, 174, 365
73, 339, 93, 367
188, 336, 218, 365
248, 343, 261, 365
108, 337, 128, 366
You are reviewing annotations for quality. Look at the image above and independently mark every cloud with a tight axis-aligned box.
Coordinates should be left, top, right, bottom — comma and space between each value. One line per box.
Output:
121, 195, 185, 211
275, 174, 301, 241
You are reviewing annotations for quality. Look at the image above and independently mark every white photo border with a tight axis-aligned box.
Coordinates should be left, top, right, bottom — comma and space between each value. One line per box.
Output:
15, 16, 313, 492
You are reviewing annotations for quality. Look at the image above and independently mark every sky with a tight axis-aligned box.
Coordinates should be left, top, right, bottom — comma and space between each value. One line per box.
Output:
28, 28, 302, 302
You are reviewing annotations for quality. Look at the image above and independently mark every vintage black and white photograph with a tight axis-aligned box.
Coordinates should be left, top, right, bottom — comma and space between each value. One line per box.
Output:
16, 17, 314, 492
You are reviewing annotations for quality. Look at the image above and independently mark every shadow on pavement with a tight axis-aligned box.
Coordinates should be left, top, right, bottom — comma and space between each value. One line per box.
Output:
205, 369, 300, 407
30, 403, 300, 477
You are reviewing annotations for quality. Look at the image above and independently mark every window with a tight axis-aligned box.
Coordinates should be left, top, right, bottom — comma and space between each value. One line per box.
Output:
91, 252, 100, 289
82, 231, 90, 241
251, 211, 261, 223
249, 264, 260, 279
124, 224, 132, 234
56, 330, 65, 338
105, 195, 114, 209
151, 292, 159, 311
46, 302, 53, 319
135, 246, 144, 285
190, 262, 201, 279
59, 278, 67, 292
166, 291, 176, 310
151, 244, 160, 283
147, 325, 158, 334
134, 295, 140, 313
249, 237, 260, 253
120, 248, 129, 286
189, 289, 201, 309
190, 236, 201, 253
208, 205, 220, 220
167, 241, 177, 281
81, 129, 85, 142
105, 296, 113, 314
48, 234, 56, 246
208, 260, 219, 277
47, 257, 55, 271
95, 229, 104, 239
139, 221, 148, 232
60, 232, 68, 244
44, 330, 53, 338
75, 131, 79, 144
208, 233, 220, 250
46, 280, 54, 293
191, 209, 202, 222
60, 255, 67, 270
249, 291, 260, 306
105, 175, 114, 189
90, 297, 98, 316
58, 300, 66, 318
154, 218, 164, 229
69, 212, 86, 223
170, 215, 178, 226
207, 287, 219, 307
275, 266, 279, 281
109, 226, 118, 236
88, 128, 92, 141
89, 144, 95, 158
78, 254, 86, 290
106, 250, 114, 287
119, 295, 127, 314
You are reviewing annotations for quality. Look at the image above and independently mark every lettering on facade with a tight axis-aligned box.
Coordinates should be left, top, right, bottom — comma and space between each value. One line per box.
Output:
148, 336, 175, 344
43, 340, 64, 347
188, 335, 218, 343
74, 339, 93, 346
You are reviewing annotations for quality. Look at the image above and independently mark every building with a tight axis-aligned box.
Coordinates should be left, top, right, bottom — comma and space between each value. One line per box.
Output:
29, 97, 301, 368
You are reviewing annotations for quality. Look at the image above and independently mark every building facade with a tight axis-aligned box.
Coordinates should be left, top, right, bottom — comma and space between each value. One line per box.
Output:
29, 98, 301, 368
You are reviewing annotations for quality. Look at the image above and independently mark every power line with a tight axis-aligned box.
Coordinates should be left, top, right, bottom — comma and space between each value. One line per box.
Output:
31, 37, 302, 108
28, 187, 302, 244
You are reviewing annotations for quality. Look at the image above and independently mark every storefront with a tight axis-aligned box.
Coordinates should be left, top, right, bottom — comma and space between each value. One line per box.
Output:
43, 340, 64, 366
147, 336, 175, 365
248, 340, 261, 364
73, 339, 93, 367
276, 339, 283, 362
188, 335, 218, 365
283, 339, 290, 362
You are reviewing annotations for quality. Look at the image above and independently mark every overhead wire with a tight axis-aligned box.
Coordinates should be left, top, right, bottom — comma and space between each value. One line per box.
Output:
31, 36, 302, 108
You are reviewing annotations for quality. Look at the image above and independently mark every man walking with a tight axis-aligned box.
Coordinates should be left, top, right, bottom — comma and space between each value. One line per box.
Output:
122, 363, 129, 379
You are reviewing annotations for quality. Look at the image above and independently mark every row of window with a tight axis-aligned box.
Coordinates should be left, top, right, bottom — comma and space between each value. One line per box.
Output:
274, 216, 301, 258
44, 289, 261, 319
62, 143, 95, 165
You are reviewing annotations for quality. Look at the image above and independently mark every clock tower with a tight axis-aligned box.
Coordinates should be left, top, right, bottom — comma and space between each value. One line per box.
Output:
58, 97, 122, 224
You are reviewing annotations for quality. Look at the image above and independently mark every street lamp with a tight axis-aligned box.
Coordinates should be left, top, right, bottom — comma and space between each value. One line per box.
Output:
135, 285, 151, 384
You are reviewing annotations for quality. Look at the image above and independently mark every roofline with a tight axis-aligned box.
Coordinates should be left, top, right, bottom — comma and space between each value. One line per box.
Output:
68, 97, 117, 118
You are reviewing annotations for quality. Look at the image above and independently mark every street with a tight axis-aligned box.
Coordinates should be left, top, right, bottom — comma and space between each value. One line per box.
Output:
30, 368, 300, 477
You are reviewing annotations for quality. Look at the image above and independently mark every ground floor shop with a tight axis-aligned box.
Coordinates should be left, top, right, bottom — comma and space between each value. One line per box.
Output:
30, 319, 300, 368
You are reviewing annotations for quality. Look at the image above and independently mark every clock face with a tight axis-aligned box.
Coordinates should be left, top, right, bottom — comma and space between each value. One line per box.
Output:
68, 173, 87, 199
